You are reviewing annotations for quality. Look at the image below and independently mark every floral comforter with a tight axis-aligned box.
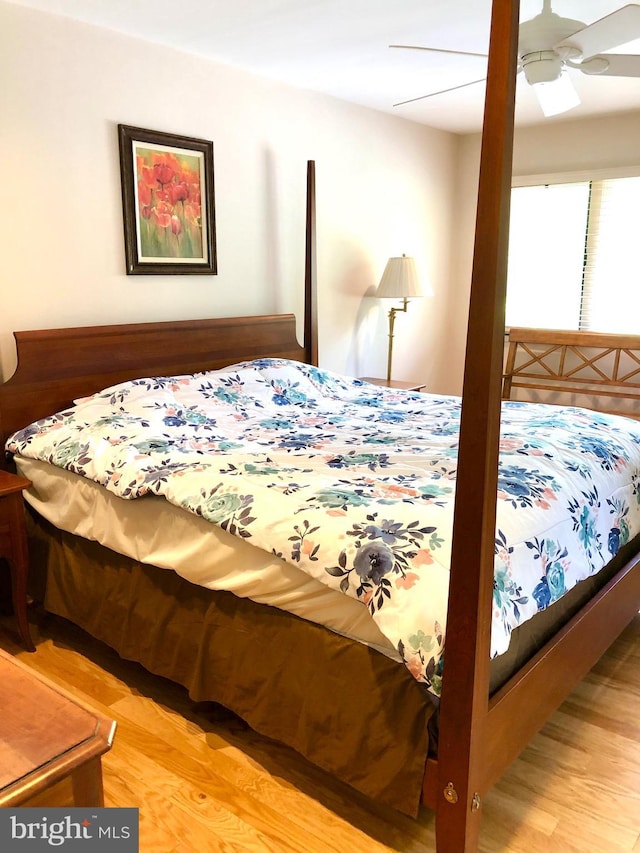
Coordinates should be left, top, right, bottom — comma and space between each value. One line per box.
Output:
7, 359, 640, 698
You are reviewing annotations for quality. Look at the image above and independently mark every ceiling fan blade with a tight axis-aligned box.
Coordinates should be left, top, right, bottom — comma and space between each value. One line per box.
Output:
393, 77, 486, 108
575, 53, 640, 77
390, 44, 488, 60
554, 4, 640, 61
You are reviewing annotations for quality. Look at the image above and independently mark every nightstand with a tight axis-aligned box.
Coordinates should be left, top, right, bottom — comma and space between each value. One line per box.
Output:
359, 377, 426, 392
0, 470, 35, 651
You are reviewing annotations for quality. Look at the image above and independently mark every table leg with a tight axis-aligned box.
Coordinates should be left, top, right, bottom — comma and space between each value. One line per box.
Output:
4, 493, 35, 652
70, 757, 105, 807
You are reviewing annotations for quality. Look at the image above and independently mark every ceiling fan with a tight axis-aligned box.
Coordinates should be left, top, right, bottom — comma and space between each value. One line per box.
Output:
392, 2, 640, 117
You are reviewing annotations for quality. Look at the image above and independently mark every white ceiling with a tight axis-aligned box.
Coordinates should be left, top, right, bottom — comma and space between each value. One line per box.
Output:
7, 0, 640, 133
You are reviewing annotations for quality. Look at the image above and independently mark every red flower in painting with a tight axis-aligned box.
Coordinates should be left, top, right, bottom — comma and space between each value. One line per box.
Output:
140, 165, 157, 188
154, 212, 171, 228
170, 182, 189, 204
152, 201, 172, 229
137, 181, 153, 219
153, 162, 175, 186
137, 181, 152, 206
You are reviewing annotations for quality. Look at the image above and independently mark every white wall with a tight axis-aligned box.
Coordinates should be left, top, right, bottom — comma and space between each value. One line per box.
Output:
449, 110, 640, 394
0, 0, 459, 393
511, 112, 640, 179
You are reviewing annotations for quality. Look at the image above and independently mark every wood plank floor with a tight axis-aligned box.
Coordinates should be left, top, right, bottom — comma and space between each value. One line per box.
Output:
1, 608, 638, 853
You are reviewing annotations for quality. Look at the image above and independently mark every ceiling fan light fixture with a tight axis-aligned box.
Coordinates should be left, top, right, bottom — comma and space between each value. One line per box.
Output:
532, 70, 581, 117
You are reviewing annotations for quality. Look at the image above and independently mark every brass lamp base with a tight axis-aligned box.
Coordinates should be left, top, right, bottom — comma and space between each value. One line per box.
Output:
385, 298, 409, 383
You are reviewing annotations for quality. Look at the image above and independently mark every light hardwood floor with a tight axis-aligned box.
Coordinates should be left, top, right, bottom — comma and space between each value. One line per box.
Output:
1, 608, 638, 853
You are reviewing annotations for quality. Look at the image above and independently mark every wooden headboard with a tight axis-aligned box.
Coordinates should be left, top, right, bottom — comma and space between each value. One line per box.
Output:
503, 327, 640, 419
0, 313, 315, 457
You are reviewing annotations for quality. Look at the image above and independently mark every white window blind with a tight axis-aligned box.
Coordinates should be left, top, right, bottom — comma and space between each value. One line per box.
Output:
580, 176, 640, 333
506, 183, 589, 329
506, 175, 640, 333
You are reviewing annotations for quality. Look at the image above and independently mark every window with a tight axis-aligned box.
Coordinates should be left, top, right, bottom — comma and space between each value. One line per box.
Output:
506, 175, 640, 334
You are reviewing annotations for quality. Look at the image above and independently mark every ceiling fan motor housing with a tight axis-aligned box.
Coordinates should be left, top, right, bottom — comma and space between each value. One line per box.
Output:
519, 10, 584, 84
521, 50, 564, 83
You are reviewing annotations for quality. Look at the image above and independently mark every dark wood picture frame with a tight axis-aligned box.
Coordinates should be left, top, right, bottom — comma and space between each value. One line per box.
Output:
118, 125, 217, 275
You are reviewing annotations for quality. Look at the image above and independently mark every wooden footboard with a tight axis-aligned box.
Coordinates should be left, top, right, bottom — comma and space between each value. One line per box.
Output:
503, 327, 640, 419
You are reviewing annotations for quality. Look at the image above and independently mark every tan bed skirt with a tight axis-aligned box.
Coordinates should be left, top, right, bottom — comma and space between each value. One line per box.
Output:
27, 510, 433, 817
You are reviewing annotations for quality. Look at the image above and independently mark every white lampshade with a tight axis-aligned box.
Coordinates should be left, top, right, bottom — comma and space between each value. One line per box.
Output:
377, 254, 422, 299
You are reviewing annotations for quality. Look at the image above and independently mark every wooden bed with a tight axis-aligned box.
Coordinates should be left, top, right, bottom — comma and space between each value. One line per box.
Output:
1, 6, 640, 852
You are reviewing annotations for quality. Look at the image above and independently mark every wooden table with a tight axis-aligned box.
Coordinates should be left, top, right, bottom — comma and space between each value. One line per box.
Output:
0, 649, 116, 807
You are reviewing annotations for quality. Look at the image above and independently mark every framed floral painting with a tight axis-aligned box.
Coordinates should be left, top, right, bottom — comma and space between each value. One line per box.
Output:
118, 125, 217, 275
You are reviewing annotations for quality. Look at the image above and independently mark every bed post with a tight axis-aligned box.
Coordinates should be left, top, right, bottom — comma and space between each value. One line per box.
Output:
304, 160, 319, 366
434, 1, 519, 851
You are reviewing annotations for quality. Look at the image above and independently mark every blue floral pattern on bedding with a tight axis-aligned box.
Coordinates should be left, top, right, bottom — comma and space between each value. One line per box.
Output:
7, 359, 640, 698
